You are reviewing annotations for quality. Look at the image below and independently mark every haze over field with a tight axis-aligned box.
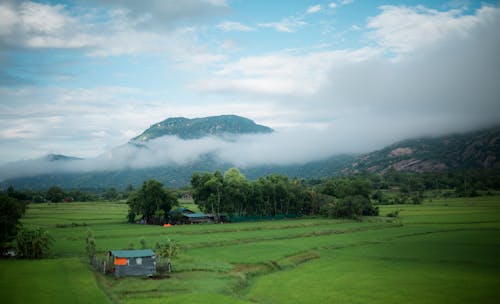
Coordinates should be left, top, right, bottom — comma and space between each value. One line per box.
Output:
1, 0, 500, 179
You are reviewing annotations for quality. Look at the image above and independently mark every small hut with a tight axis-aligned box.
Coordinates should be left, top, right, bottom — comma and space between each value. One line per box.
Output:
109, 249, 156, 278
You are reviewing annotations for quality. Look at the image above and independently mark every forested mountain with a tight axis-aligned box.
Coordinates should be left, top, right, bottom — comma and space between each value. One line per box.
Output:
132, 115, 273, 141
1, 154, 356, 190
1, 116, 499, 190
348, 126, 500, 174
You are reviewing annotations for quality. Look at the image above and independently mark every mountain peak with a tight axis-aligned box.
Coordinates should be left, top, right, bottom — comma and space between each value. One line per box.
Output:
133, 114, 273, 141
45, 154, 82, 162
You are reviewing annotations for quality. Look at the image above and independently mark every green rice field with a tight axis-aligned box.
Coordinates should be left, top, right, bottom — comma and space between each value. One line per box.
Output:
1, 196, 500, 303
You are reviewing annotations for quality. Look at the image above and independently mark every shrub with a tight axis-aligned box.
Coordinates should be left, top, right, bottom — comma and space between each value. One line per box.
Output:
386, 210, 400, 218
16, 226, 54, 259
321, 195, 378, 219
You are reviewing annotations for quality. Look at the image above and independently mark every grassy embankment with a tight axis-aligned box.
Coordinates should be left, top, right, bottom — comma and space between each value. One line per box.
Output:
1, 196, 499, 303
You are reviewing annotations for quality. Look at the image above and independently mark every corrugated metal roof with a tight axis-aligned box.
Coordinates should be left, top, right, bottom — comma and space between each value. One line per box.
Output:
110, 249, 155, 258
183, 213, 209, 218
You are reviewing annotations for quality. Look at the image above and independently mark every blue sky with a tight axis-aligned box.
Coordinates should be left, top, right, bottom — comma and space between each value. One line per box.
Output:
1, 0, 499, 169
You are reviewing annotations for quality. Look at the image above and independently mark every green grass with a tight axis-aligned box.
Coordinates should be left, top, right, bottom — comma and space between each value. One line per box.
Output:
2, 196, 500, 303
0, 258, 111, 304
246, 229, 500, 304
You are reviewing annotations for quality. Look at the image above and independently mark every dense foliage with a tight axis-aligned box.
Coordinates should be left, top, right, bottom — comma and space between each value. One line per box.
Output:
192, 169, 314, 219
127, 179, 178, 224
191, 168, 379, 220
318, 178, 379, 218
0, 189, 27, 254
16, 226, 54, 259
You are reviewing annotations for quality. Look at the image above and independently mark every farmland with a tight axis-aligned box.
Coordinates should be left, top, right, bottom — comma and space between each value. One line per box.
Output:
1, 196, 500, 303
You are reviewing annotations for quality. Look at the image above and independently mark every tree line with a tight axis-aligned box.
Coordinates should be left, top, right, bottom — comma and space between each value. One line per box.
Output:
191, 168, 379, 220
0, 185, 137, 203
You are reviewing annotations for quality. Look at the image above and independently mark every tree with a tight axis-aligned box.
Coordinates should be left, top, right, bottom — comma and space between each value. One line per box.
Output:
205, 171, 224, 219
0, 193, 25, 254
46, 186, 65, 203
191, 171, 223, 220
321, 178, 371, 199
85, 230, 96, 262
155, 238, 179, 272
321, 195, 378, 219
127, 179, 177, 224
103, 188, 119, 201
16, 226, 54, 259
223, 168, 250, 217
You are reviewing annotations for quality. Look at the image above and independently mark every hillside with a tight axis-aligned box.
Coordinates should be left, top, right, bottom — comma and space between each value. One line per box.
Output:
2, 120, 500, 190
132, 115, 273, 141
1, 154, 355, 190
349, 126, 500, 174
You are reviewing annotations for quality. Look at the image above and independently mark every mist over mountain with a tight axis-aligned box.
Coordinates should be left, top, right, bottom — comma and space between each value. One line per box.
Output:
0, 115, 499, 190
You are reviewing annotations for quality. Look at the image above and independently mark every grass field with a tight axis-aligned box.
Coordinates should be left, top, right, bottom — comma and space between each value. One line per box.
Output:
1, 196, 500, 303
0, 258, 111, 304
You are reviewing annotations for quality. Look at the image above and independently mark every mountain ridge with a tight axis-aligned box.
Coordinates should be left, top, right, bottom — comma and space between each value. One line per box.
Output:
1, 116, 499, 190
348, 126, 500, 174
132, 114, 273, 141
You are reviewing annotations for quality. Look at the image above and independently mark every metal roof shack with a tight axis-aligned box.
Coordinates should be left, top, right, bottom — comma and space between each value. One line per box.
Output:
109, 249, 156, 278
183, 213, 213, 224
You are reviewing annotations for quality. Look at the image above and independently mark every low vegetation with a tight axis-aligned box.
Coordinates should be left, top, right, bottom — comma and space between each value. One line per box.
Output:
1, 169, 500, 303
0, 194, 499, 303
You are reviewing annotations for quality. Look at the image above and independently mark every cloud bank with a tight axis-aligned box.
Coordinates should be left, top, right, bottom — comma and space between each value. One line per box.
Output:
0, 125, 385, 181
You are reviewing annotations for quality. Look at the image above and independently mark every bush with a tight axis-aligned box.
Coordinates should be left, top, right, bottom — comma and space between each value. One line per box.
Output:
16, 226, 54, 259
321, 195, 378, 219
155, 238, 180, 272
386, 210, 400, 218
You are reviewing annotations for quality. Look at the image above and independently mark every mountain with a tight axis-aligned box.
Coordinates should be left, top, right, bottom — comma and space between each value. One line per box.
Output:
1, 154, 356, 190
132, 115, 273, 141
348, 126, 500, 174
45, 154, 83, 162
1, 116, 499, 190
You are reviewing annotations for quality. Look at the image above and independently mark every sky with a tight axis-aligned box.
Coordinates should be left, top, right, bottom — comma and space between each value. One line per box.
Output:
1, 0, 500, 177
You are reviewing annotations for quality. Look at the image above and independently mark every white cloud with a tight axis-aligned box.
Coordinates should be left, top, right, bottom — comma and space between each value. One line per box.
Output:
0, 1, 225, 67
329, 0, 352, 9
259, 17, 306, 33
204, 0, 228, 6
191, 48, 381, 96
217, 21, 254, 32
0, 86, 174, 162
307, 5, 321, 14
219, 39, 240, 52
0, 1, 93, 49
350, 24, 361, 31
87, 0, 228, 27
192, 4, 500, 150
367, 5, 493, 56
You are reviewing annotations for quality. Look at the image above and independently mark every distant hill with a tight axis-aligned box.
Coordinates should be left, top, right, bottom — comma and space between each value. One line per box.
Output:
1, 154, 355, 190
132, 115, 273, 141
44, 154, 83, 162
2, 116, 499, 190
348, 126, 500, 174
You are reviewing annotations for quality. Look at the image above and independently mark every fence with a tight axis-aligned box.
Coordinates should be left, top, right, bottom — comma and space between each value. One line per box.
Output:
91, 255, 113, 274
